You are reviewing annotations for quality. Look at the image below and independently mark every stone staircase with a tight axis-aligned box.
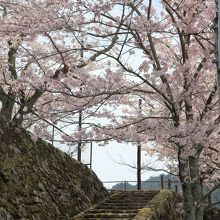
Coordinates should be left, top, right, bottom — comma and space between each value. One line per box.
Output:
73, 190, 159, 220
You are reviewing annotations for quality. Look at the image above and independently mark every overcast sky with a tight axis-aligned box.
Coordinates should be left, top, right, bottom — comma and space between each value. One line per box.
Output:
67, 141, 163, 189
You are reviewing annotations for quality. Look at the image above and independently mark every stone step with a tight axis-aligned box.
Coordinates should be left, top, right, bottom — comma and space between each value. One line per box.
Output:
97, 205, 144, 210
104, 199, 152, 203
110, 194, 157, 198
102, 199, 152, 203
109, 196, 155, 200
87, 209, 139, 214
110, 190, 159, 194
106, 196, 156, 201
73, 190, 159, 220
98, 201, 152, 206
108, 194, 158, 199
98, 203, 149, 208
112, 192, 157, 195
81, 213, 136, 218
77, 217, 131, 220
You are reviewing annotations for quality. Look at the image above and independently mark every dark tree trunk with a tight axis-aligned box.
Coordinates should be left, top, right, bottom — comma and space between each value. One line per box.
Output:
0, 95, 14, 123
189, 156, 204, 220
137, 143, 141, 190
180, 156, 204, 220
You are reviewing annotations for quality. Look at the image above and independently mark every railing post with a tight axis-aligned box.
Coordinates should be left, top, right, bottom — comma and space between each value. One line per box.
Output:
90, 142, 93, 169
208, 193, 212, 208
51, 125, 55, 146
160, 175, 164, 189
124, 181, 127, 190
168, 179, 171, 189
175, 184, 178, 192
137, 99, 142, 190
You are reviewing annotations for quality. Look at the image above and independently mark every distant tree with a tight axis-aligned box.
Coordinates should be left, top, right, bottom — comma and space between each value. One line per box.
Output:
111, 174, 181, 191
111, 182, 136, 190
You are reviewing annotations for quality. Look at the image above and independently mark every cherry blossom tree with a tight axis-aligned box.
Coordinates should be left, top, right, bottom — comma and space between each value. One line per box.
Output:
0, 1, 220, 220
69, 1, 218, 220
0, 0, 126, 143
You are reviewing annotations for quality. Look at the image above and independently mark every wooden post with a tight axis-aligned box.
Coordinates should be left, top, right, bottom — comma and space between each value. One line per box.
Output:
137, 143, 141, 190
160, 175, 164, 189
175, 185, 178, 192
137, 99, 142, 190
208, 194, 212, 208
77, 107, 82, 162
78, 34, 84, 162
168, 179, 171, 189
90, 142, 93, 169
206, 193, 212, 220
124, 181, 127, 190
51, 125, 55, 146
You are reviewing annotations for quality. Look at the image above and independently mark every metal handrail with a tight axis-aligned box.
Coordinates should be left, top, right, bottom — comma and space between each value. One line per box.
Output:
102, 178, 181, 192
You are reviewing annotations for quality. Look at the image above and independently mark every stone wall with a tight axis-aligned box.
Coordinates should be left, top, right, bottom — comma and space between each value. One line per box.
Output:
132, 190, 182, 220
0, 126, 108, 220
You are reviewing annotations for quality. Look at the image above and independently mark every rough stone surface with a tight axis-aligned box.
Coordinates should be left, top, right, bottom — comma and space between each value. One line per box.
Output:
132, 190, 182, 220
0, 125, 108, 220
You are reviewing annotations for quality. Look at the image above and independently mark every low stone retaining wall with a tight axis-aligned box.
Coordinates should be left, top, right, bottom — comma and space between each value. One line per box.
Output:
132, 190, 182, 220
0, 127, 108, 219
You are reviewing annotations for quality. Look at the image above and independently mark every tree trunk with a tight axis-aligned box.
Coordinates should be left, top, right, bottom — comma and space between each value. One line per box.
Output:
180, 156, 204, 220
0, 95, 14, 123
182, 181, 196, 220
189, 156, 204, 220
137, 143, 141, 190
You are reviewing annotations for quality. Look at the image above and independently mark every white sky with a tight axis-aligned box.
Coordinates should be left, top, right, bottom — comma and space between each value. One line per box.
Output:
90, 143, 162, 188
58, 141, 163, 189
